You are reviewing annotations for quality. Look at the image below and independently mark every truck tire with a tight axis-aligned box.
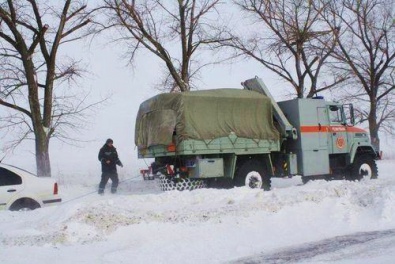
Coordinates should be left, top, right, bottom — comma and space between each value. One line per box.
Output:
234, 160, 271, 191
348, 154, 378, 181
302, 176, 313, 184
159, 175, 207, 191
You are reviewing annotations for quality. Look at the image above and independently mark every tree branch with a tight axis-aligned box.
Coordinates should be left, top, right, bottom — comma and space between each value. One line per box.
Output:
0, 98, 32, 119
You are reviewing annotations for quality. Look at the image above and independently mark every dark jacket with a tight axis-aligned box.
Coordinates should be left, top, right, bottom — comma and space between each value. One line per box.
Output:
98, 144, 123, 173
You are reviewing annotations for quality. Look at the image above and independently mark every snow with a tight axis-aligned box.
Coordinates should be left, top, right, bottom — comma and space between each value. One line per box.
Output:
1, 160, 395, 263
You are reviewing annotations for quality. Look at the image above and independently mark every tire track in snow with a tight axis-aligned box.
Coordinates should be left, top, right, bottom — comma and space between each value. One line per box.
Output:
230, 229, 395, 264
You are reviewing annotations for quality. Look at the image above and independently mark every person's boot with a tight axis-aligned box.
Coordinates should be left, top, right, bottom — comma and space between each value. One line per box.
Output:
98, 188, 104, 195
111, 187, 117, 194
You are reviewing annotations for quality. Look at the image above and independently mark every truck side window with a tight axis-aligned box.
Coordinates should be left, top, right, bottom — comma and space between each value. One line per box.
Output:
329, 105, 342, 123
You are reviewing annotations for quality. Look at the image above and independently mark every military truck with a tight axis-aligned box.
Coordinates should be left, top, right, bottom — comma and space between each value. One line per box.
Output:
135, 77, 378, 191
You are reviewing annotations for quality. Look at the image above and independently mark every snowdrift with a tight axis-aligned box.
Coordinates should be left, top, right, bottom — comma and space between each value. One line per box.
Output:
0, 160, 394, 263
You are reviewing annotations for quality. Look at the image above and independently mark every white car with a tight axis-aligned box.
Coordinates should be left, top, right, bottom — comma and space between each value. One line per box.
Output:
0, 163, 62, 211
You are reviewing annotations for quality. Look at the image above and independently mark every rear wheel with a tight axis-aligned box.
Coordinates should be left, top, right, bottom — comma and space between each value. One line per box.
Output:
235, 160, 271, 191
348, 154, 378, 181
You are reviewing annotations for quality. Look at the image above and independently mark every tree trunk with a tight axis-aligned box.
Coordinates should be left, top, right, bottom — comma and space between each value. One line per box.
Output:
35, 131, 51, 177
295, 46, 304, 98
368, 100, 380, 153
23, 54, 51, 176
25, 79, 51, 176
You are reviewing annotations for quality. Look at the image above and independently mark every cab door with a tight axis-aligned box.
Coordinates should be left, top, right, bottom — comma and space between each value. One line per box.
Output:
0, 167, 24, 210
328, 105, 348, 154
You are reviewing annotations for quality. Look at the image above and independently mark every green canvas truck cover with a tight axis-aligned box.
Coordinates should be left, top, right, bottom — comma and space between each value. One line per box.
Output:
135, 88, 279, 148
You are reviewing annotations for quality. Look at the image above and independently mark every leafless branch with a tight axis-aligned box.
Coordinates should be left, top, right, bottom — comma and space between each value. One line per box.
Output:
321, 0, 395, 151
219, 0, 343, 98
100, 0, 228, 92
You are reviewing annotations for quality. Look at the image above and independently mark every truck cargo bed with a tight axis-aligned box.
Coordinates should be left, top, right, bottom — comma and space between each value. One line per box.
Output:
138, 135, 280, 158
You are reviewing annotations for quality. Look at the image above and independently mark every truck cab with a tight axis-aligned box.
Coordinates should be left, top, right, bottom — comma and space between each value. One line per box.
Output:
278, 98, 377, 182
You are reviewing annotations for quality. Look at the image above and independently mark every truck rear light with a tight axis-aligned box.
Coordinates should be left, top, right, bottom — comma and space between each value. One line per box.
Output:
167, 143, 176, 152
53, 183, 58, 195
180, 166, 188, 172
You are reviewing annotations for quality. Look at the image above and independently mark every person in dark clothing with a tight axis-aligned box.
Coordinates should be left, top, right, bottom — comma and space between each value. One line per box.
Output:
98, 138, 123, 194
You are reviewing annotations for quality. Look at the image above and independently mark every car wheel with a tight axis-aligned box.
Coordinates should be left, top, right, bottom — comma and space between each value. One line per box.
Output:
347, 154, 378, 181
10, 198, 41, 211
235, 160, 271, 190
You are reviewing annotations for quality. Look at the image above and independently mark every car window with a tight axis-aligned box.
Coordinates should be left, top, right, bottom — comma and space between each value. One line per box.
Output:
0, 167, 22, 186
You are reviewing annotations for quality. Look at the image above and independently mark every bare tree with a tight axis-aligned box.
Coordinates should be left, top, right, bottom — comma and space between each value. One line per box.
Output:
0, 0, 95, 176
323, 0, 395, 152
101, 0, 228, 92
222, 0, 345, 98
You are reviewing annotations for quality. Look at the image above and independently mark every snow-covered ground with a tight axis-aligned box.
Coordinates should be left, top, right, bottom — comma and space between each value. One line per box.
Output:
1, 160, 394, 264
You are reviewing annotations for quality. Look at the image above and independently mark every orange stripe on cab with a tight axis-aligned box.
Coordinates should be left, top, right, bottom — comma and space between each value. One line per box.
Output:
300, 126, 367, 133
300, 126, 326, 133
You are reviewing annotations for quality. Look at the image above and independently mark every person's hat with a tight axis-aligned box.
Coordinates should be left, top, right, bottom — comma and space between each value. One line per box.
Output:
106, 138, 113, 144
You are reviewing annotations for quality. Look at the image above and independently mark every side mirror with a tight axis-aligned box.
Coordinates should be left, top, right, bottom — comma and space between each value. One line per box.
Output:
343, 104, 355, 126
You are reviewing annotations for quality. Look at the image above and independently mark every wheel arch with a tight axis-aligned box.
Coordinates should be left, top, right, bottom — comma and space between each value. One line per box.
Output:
350, 144, 377, 164
9, 197, 41, 211
234, 154, 273, 178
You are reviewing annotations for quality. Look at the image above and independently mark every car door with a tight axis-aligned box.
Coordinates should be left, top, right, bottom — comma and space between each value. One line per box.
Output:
0, 167, 24, 209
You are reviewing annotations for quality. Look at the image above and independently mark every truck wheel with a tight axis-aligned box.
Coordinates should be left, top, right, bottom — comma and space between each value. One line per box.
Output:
235, 160, 271, 191
348, 154, 378, 181
302, 176, 312, 184
159, 175, 176, 191
159, 175, 206, 191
